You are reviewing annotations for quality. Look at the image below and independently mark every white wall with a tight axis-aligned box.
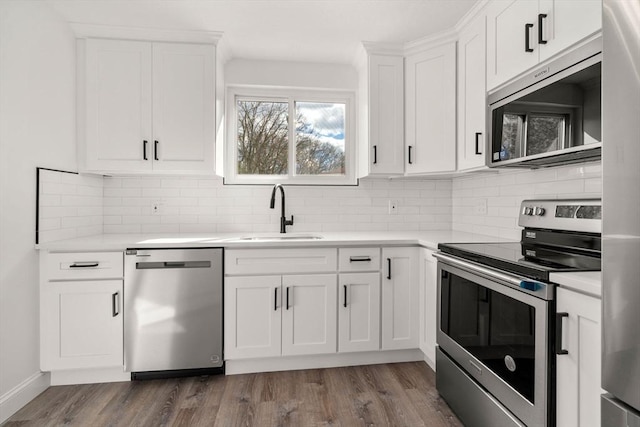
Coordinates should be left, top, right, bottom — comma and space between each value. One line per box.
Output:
452, 162, 602, 240
0, 1, 76, 420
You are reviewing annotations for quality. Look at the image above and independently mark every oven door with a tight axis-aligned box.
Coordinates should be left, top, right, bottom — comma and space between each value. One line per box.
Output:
436, 254, 552, 427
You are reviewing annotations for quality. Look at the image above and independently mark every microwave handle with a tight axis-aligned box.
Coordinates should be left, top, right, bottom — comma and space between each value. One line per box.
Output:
525, 23, 534, 52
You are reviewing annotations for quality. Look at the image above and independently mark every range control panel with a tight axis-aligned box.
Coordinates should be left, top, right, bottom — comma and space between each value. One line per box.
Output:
518, 199, 602, 233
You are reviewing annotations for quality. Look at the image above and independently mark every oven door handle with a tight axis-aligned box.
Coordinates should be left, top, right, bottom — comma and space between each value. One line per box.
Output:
433, 252, 536, 290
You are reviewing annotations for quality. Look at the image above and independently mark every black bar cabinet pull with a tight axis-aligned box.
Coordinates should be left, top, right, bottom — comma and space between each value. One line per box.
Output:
525, 23, 534, 52
286, 287, 290, 310
112, 292, 119, 317
556, 312, 569, 355
475, 132, 482, 155
154, 140, 159, 161
538, 14, 548, 44
349, 256, 372, 263
274, 287, 278, 311
386, 258, 392, 280
143, 140, 148, 160
373, 145, 377, 164
70, 262, 99, 268
408, 146, 413, 164
343, 285, 348, 308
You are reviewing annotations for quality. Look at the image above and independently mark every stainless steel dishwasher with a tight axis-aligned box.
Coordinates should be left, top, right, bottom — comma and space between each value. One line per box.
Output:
124, 248, 223, 379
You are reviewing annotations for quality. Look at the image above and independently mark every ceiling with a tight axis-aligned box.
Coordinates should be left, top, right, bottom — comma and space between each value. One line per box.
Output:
46, 0, 477, 64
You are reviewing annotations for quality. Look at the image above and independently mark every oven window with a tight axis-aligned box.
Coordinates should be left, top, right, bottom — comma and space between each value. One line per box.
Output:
441, 271, 536, 403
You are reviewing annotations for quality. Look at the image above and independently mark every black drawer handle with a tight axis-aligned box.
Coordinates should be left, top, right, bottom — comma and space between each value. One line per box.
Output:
274, 287, 278, 311
386, 258, 392, 280
154, 140, 159, 161
408, 146, 413, 164
286, 287, 290, 310
143, 140, 148, 160
556, 312, 569, 355
70, 262, 99, 268
373, 145, 377, 164
475, 132, 482, 155
343, 285, 348, 308
525, 23, 534, 52
112, 292, 119, 317
349, 256, 372, 263
538, 14, 548, 44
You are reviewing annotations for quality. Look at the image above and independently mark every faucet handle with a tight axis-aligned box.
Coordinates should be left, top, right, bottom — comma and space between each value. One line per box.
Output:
285, 215, 294, 226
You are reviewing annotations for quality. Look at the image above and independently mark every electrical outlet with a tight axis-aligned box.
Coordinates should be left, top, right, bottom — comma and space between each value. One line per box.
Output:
473, 198, 487, 215
388, 200, 399, 215
151, 200, 163, 215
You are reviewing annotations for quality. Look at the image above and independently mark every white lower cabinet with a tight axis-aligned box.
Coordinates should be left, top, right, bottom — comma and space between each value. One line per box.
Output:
40, 251, 124, 372
41, 280, 123, 371
381, 247, 419, 350
224, 274, 337, 359
338, 272, 381, 353
419, 248, 438, 367
282, 275, 337, 356
556, 287, 603, 427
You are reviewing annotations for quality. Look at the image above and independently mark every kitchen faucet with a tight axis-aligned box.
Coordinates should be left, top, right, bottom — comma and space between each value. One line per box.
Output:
269, 184, 294, 233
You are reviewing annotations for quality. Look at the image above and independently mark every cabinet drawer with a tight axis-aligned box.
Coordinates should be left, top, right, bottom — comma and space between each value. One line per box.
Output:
43, 252, 124, 281
338, 248, 381, 272
225, 248, 337, 275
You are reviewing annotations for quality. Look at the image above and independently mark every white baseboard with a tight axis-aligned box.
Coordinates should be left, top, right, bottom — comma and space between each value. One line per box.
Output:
0, 371, 50, 424
226, 349, 425, 375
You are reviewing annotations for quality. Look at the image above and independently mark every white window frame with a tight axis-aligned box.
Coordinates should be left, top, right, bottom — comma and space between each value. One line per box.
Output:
225, 86, 356, 185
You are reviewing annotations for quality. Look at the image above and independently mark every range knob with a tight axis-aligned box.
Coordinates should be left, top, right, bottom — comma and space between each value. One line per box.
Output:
533, 207, 546, 216
522, 206, 534, 216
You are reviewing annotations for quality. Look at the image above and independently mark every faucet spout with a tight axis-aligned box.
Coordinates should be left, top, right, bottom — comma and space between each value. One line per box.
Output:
269, 184, 294, 233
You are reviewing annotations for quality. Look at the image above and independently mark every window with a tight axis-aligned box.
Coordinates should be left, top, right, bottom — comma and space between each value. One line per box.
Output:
226, 87, 355, 185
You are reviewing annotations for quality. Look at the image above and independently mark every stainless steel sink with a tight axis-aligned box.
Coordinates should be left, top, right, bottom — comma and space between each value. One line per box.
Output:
237, 234, 323, 241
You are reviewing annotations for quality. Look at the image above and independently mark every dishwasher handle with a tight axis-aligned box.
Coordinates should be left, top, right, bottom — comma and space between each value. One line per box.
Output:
135, 261, 212, 269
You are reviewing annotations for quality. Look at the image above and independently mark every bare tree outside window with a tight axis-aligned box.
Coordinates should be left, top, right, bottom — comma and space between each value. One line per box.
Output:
237, 100, 289, 175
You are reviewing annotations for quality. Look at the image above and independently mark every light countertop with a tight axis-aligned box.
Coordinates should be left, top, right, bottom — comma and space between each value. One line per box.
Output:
549, 271, 602, 298
36, 230, 508, 252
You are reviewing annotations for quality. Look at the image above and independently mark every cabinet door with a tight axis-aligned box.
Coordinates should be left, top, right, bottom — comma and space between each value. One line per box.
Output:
556, 287, 603, 427
457, 13, 488, 171
381, 248, 419, 350
338, 273, 380, 353
368, 54, 405, 175
282, 274, 337, 356
41, 280, 123, 371
84, 39, 152, 172
419, 248, 438, 368
538, 0, 601, 61
405, 43, 456, 174
486, 0, 540, 90
225, 276, 282, 359
152, 43, 215, 173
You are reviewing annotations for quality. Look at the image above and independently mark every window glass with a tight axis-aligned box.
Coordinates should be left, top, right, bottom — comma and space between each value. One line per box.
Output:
237, 100, 289, 175
295, 102, 345, 175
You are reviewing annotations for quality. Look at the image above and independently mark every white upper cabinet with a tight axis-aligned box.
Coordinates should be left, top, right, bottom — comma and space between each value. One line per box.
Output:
457, 12, 489, 171
80, 38, 215, 174
151, 43, 215, 172
405, 42, 456, 174
486, 0, 601, 90
537, 0, 602, 61
359, 52, 405, 176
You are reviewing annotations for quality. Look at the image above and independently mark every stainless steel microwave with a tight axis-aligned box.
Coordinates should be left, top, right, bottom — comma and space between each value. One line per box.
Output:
488, 37, 602, 168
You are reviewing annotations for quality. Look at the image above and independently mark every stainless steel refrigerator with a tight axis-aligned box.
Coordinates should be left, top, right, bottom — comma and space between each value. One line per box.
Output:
602, 0, 640, 425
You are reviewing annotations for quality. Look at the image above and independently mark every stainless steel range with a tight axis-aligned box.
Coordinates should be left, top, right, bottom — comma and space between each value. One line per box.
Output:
435, 199, 602, 427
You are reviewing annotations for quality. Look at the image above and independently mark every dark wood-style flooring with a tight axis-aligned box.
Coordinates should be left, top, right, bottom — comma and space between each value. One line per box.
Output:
3, 362, 463, 426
